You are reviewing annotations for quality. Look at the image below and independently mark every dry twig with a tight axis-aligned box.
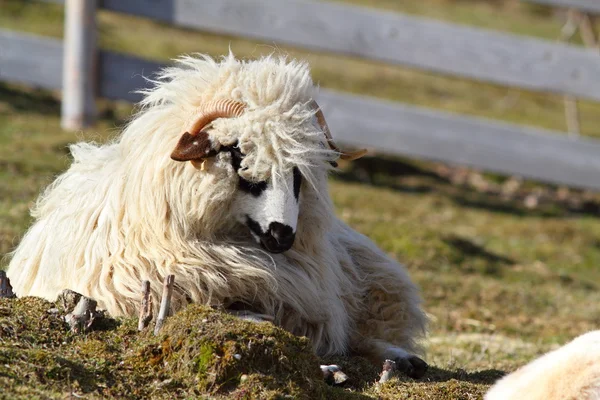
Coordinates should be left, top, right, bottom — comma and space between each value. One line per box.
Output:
154, 274, 175, 335
378, 359, 397, 384
138, 280, 153, 331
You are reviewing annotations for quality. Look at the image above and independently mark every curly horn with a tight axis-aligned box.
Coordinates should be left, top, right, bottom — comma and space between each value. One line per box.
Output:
310, 100, 367, 161
171, 99, 246, 164
186, 99, 246, 136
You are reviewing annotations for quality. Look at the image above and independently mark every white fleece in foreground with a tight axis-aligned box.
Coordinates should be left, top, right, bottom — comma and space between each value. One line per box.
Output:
486, 331, 600, 400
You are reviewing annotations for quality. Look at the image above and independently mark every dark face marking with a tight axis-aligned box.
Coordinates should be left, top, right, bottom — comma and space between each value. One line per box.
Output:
293, 167, 302, 201
239, 178, 267, 197
224, 144, 243, 171
222, 143, 268, 197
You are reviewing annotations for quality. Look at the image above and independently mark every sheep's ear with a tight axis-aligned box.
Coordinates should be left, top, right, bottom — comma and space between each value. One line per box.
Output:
170, 131, 218, 162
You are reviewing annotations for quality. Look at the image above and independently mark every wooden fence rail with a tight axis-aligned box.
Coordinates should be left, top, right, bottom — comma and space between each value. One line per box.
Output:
45, 0, 600, 103
4, 28, 600, 190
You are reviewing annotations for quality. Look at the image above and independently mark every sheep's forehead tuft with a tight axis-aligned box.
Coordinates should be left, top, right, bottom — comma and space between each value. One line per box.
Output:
148, 53, 317, 112
212, 109, 327, 182
141, 53, 336, 180
204, 53, 333, 181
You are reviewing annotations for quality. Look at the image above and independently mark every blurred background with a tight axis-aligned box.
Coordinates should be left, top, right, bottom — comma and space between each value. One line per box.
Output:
1, 0, 600, 395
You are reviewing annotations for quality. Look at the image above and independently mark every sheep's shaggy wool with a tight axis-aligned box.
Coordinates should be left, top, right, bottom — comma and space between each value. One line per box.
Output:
7, 54, 427, 362
486, 331, 600, 400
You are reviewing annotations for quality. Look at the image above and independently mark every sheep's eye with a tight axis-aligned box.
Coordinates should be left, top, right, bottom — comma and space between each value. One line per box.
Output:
238, 177, 267, 197
226, 146, 244, 170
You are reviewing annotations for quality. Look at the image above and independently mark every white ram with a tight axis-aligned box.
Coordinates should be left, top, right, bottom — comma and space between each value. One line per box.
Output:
7, 54, 428, 377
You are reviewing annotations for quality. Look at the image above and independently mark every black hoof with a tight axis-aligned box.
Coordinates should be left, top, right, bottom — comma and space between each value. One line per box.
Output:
396, 355, 428, 379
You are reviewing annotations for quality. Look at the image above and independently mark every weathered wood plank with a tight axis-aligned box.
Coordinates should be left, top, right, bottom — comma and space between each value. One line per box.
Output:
97, 0, 600, 102
38, 0, 600, 101
36, 0, 600, 100
61, 0, 98, 130
3, 30, 600, 190
0, 30, 63, 90
522, 0, 600, 14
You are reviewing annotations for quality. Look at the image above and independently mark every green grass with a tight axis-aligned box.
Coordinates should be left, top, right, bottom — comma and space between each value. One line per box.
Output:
2, 1, 600, 398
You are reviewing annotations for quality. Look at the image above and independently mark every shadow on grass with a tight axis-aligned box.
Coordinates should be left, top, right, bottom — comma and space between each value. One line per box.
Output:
320, 355, 504, 394
444, 235, 514, 266
450, 193, 567, 218
335, 155, 600, 219
451, 187, 600, 219
443, 234, 516, 276
321, 365, 504, 399
0, 82, 129, 125
334, 156, 445, 195
0, 83, 61, 116
421, 366, 505, 384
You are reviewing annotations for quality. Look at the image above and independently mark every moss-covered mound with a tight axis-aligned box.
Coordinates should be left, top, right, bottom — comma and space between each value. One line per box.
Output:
0, 297, 332, 399
1, 296, 151, 399
0, 296, 502, 399
130, 304, 329, 399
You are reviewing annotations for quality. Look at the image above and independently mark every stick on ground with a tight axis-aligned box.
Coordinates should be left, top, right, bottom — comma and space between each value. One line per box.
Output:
0, 271, 16, 298
154, 274, 175, 336
378, 359, 397, 384
138, 280, 153, 331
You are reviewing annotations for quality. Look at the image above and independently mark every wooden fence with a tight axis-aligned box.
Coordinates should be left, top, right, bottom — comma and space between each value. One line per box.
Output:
3, 0, 600, 190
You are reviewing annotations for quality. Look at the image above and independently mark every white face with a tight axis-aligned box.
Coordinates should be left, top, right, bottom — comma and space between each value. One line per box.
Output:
227, 146, 302, 253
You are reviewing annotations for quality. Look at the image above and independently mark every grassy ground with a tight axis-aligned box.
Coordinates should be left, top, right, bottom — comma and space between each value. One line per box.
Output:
2, 1, 600, 398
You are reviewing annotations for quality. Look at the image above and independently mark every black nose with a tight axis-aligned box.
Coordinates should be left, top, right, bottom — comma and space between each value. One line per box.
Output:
261, 222, 295, 253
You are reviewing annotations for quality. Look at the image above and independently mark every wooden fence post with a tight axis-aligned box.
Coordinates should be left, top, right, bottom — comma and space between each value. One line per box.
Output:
61, 0, 97, 130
